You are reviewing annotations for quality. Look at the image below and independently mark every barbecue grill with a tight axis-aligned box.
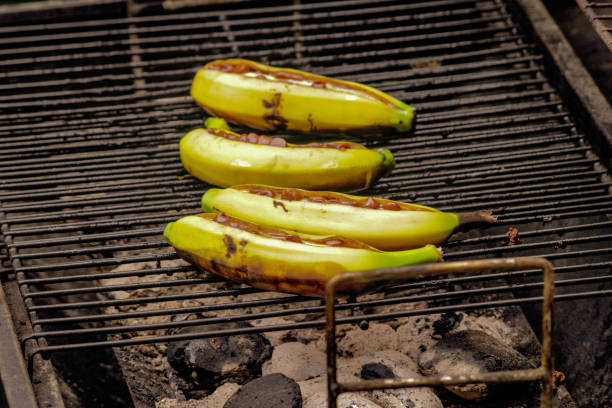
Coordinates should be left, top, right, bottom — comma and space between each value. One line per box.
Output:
1, 0, 611, 407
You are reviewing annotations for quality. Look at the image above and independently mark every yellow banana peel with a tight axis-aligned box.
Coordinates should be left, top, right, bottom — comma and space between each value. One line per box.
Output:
164, 213, 441, 297
180, 128, 395, 191
202, 185, 497, 251
191, 59, 415, 136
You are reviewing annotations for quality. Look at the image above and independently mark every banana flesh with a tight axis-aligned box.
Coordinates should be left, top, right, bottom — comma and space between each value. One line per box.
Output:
180, 128, 395, 191
164, 213, 441, 297
191, 59, 415, 136
202, 185, 497, 251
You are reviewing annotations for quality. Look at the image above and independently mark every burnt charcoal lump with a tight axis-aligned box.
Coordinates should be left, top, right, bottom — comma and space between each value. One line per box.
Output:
432, 312, 463, 337
167, 322, 272, 390
419, 330, 536, 401
361, 362, 395, 380
224, 373, 302, 408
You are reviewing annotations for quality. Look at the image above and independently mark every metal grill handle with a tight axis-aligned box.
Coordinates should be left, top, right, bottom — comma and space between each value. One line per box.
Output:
325, 257, 554, 408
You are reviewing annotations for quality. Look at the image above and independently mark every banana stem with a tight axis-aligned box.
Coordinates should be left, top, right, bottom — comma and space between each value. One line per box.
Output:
436, 246, 445, 262
457, 210, 497, 225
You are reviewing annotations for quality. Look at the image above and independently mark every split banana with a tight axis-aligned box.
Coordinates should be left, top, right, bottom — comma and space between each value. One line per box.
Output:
202, 185, 497, 251
191, 58, 415, 136
180, 127, 395, 191
164, 213, 441, 297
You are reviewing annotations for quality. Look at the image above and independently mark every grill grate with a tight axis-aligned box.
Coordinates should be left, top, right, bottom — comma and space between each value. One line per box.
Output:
1, 0, 611, 360
576, 0, 612, 54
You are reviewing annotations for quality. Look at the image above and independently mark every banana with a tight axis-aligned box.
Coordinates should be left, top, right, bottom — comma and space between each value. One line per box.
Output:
180, 127, 395, 191
191, 59, 415, 136
202, 185, 497, 251
164, 212, 441, 297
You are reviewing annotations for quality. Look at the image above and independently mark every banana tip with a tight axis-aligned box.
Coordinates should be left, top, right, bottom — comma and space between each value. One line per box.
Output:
378, 148, 395, 177
163, 222, 174, 243
202, 188, 221, 212
395, 107, 416, 133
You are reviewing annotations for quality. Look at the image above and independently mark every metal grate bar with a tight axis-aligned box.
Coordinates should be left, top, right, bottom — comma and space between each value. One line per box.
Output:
448, 247, 612, 262
0, 152, 179, 175
501, 208, 612, 225
389, 146, 589, 173
23, 277, 214, 300
390, 170, 603, 195
393, 125, 574, 150
0, 145, 177, 168
393, 135, 579, 161
433, 187, 610, 212
0, 177, 198, 201
388, 170, 603, 192
15, 252, 179, 274
9, 227, 166, 248
22, 265, 196, 286
1, 189, 198, 212
6, 211, 201, 237
414, 89, 555, 112
401, 180, 608, 207
447, 235, 612, 258
388, 157, 596, 183
13, 241, 169, 260
0, 166, 186, 190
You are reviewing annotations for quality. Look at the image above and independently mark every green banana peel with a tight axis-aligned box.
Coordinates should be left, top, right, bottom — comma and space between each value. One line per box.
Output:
191, 59, 415, 136
180, 128, 395, 191
202, 185, 497, 251
164, 213, 441, 297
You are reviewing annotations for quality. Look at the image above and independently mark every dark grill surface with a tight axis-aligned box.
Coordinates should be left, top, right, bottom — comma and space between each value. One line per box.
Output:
576, 0, 612, 54
1, 0, 611, 357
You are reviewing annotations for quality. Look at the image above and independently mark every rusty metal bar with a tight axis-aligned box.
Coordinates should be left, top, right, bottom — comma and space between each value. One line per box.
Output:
0, 282, 38, 408
325, 258, 554, 408
576, 0, 612, 54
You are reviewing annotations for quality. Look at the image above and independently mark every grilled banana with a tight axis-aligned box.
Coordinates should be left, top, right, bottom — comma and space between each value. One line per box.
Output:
164, 213, 441, 297
191, 59, 415, 136
180, 128, 395, 191
202, 185, 497, 251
